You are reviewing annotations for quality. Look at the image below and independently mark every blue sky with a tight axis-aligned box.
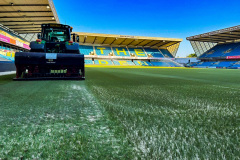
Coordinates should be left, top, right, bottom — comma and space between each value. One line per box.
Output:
53, 0, 240, 57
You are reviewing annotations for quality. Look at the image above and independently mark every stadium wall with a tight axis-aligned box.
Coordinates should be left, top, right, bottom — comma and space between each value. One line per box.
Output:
0, 26, 30, 61
0, 61, 15, 72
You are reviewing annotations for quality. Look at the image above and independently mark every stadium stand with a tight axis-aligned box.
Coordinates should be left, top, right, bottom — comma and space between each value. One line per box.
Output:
75, 32, 182, 67
205, 43, 240, 58
78, 45, 183, 67
211, 61, 237, 68
95, 46, 113, 56
230, 62, 240, 68
190, 61, 240, 68
0, 49, 16, 72
128, 48, 147, 57
0, 26, 30, 62
223, 44, 240, 57
79, 45, 94, 55
144, 48, 164, 58
0, 27, 30, 49
0, 22, 31, 73
199, 45, 223, 58
112, 47, 131, 57
85, 59, 183, 67
160, 49, 174, 58
187, 25, 240, 69
0, 25, 31, 73
194, 62, 215, 68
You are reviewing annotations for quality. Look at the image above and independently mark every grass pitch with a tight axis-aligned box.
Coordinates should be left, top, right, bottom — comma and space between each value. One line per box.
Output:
0, 68, 239, 159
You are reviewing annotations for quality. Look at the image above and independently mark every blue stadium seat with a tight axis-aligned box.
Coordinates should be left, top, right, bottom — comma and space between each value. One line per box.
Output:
204, 43, 240, 58
95, 46, 112, 56
79, 45, 94, 55
210, 62, 220, 67
159, 49, 174, 58
144, 48, 164, 58
196, 61, 215, 67
134, 60, 152, 66
113, 60, 135, 65
223, 44, 240, 57
199, 45, 222, 58
85, 59, 93, 64
231, 61, 240, 68
150, 61, 170, 67
94, 59, 113, 65
128, 48, 147, 57
191, 61, 238, 68
231, 65, 240, 68
211, 61, 237, 68
112, 47, 130, 57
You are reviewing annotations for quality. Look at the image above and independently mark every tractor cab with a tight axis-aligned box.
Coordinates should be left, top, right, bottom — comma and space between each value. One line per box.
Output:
40, 24, 72, 42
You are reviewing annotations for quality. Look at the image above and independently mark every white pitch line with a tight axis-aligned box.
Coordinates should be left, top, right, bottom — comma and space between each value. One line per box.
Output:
0, 71, 16, 76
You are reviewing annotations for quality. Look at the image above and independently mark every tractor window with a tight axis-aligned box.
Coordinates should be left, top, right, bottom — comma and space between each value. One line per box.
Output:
43, 28, 70, 42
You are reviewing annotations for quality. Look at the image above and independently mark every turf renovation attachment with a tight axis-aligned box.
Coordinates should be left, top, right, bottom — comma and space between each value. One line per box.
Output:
14, 52, 85, 81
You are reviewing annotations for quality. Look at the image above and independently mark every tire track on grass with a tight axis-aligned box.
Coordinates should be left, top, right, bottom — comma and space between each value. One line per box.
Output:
0, 80, 132, 159
66, 83, 133, 159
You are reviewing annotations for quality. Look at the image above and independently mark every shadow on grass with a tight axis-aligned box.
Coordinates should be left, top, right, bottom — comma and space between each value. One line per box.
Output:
0, 74, 15, 85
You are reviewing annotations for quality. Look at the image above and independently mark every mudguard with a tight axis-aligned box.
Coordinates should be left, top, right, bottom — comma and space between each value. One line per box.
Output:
30, 42, 45, 51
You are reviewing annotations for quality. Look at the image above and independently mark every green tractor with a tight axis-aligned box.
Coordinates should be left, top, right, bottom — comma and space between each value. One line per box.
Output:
14, 23, 85, 80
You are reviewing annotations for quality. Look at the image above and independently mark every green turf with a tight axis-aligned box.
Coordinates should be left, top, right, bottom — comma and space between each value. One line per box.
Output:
0, 68, 239, 159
